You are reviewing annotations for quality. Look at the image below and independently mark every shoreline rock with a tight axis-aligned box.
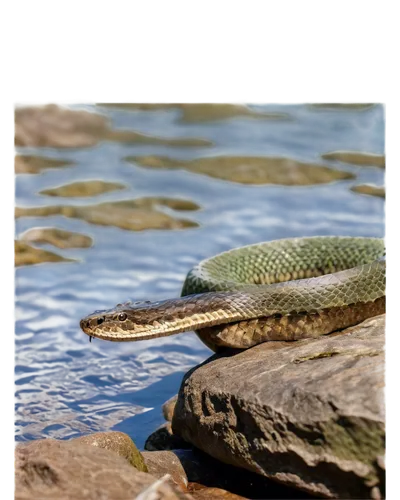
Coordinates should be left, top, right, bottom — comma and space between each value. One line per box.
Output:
172, 315, 385, 499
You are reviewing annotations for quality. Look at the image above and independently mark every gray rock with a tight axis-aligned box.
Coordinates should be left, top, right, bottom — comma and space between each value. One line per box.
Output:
172, 315, 385, 499
15, 438, 192, 499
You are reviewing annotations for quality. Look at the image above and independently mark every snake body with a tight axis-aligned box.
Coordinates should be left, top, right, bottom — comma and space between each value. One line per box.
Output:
80, 236, 385, 351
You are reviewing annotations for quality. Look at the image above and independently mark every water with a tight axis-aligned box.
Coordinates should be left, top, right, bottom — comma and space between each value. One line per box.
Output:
15, 104, 385, 448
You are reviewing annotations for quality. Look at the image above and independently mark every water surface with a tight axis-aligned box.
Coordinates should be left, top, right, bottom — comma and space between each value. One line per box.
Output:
15, 104, 385, 448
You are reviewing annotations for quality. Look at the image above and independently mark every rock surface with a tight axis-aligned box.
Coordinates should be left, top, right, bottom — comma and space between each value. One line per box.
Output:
126, 155, 355, 186
15, 197, 200, 232
15, 240, 75, 266
98, 103, 289, 123
40, 180, 126, 197
15, 104, 211, 148
15, 438, 190, 499
70, 431, 147, 471
15, 155, 74, 174
20, 227, 93, 249
142, 450, 188, 490
172, 315, 385, 499
351, 184, 385, 198
321, 150, 385, 168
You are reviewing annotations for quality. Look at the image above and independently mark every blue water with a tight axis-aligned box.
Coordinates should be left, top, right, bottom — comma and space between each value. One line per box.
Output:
15, 104, 385, 448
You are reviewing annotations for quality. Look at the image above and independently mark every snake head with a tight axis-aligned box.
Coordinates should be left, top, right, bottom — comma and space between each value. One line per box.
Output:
79, 299, 172, 341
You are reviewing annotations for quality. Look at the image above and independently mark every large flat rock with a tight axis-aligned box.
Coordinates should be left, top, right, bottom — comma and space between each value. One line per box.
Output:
172, 315, 385, 499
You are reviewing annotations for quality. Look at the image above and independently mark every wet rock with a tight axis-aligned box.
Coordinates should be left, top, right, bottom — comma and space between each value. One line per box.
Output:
145, 422, 193, 451
20, 228, 93, 249
142, 450, 188, 490
310, 103, 377, 111
321, 150, 385, 168
71, 431, 147, 471
126, 155, 355, 186
351, 184, 385, 198
163, 394, 179, 422
15, 438, 190, 499
15, 240, 75, 267
98, 103, 290, 122
15, 198, 200, 232
15, 104, 212, 148
15, 155, 74, 174
172, 315, 385, 499
40, 180, 126, 198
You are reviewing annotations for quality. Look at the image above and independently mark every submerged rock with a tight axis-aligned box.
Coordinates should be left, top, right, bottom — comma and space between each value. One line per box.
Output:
15, 198, 200, 232
15, 438, 189, 500
97, 103, 290, 123
321, 150, 385, 168
15, 240, 75, 267
15, 155, 74, 174
351, 184, 385, 198
40, 180, 126, 198
126, 155, 355, 186
20, 228, 93, 249
15, 104, 212, 148
172, 315, 385, 499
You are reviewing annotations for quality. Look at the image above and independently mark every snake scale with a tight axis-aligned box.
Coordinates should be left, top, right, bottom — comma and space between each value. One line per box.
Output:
80, 236, 386, 351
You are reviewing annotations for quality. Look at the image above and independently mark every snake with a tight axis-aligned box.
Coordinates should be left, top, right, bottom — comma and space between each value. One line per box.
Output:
80, 236, 386, 352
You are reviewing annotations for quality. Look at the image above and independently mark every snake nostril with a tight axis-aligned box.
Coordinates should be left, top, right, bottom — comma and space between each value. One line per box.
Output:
97, 316, 105, 325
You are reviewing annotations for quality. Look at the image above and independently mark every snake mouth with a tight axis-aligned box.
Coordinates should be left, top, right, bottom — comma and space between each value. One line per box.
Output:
80, 319, 91, 334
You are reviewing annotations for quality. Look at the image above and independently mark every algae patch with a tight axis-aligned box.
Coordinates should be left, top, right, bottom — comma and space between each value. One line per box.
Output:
126, 155, 355, 186
15, 198, 200, 232
322, 150, 385, 168
310, 103, 377, 111
15, 155, 74, 174
97, 103, 290, 123
351, 184, 385, 199
15, 240, 75, 267
20, 228, 93, 249
40, 180, 126, 198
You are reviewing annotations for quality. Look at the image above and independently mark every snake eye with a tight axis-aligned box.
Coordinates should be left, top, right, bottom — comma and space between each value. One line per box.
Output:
97, 316, 105, 325
118, 313, 127, 321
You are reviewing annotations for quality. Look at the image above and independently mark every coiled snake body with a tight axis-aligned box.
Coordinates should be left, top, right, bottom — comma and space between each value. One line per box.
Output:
80, 236, 385, 351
